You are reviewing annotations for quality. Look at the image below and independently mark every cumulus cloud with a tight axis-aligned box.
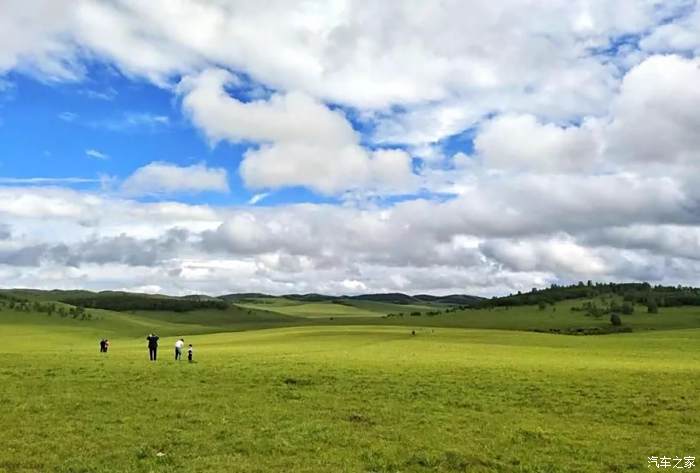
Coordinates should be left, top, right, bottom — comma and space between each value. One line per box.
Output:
461, 54, 700, 178
121, 161, 230, 196
480, 237, 608, 276
640, 6, 700, 55
579, 225, 700, 262
0, 177, 699, 295
1, 2, 700, 295
0, 0, 82, 80
605, 55, 700, 165
474, 114, 601, 172
2, 1, 695, 145
179, 68, 416, 195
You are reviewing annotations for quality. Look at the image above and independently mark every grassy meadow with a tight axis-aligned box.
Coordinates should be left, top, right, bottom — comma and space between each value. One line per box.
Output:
1, 293, 698, 472
232, 297, 437, 319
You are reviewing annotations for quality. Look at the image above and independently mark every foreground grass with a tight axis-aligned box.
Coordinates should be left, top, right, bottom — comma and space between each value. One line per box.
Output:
1, 324, 698, 472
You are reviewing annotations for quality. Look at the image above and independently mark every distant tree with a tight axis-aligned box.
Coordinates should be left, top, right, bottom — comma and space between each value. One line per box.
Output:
538, 301, 547, 311
610, 313, 622, 326
621, 303, 634, 315
647, 298, 659, 314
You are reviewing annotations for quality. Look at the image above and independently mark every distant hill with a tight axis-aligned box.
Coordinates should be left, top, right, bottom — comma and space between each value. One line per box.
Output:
347, 293, 422, 304
1, 288, 486, 309
413, 294, 485, 305
215, 283, 700, 311
219, 292, 485, 306
3, 283, 700, 334
0, 289, 229, 312
8, 283, 700, 312
14, 282, 700, 313
219, 293, 271, 302
481, 281, 700, 309
284, 294, 339, 302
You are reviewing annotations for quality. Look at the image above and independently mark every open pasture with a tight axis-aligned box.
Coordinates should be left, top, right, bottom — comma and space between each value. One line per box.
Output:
1, 300, 698, 472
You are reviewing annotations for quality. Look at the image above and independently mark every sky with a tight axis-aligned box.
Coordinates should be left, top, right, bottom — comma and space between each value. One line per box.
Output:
0, 0, 699, 296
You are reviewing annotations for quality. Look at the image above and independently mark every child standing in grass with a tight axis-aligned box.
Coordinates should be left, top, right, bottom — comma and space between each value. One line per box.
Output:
187, 344, 193, 362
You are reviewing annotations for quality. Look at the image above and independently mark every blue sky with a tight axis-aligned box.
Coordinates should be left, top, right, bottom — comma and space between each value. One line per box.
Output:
2, 70, 261, 205
0, 67, 383, 207
0, 1, 699, 296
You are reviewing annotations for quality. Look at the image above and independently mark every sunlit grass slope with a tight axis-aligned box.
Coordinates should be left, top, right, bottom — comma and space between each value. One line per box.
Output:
1, 307, 698, 472
233, 297, 439, 318
373, 298, 700, 332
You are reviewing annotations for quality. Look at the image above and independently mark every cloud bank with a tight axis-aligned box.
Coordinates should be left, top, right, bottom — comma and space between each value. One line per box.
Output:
0, 1, 699, 295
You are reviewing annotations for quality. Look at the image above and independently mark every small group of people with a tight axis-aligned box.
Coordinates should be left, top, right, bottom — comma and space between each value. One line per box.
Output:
98, 334, 195, 362
146, 333, 193, 362
174, 338, 193, 362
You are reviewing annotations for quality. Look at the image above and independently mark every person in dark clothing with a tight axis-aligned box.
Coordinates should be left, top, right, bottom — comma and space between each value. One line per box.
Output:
99, 339, 106, 353
146, 333, 159, 361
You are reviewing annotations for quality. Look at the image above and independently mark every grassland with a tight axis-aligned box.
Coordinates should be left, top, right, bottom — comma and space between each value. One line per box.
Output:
232, 296, 439, 318
1, 294, 698, 472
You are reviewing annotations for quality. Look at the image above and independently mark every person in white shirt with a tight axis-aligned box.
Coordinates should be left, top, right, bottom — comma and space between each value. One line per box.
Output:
175, 339, 184, 361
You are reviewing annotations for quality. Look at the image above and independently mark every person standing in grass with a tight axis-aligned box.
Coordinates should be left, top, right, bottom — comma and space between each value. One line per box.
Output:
175, 338, 184, 361
146, 333, 159, 361
187, 344, 193, 362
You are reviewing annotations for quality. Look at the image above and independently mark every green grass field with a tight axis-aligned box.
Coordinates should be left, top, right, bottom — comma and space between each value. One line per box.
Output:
1, 297, 698, 472
233, 297, 438, 318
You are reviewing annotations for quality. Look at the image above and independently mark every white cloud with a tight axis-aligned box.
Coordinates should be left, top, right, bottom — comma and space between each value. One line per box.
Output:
78, 86, 118, 101
457, 54, 700, 176
480, 237, 608, 276
85, 148, 109, 160
605, 54, 700, 165
0, 175, 699, 295
91, 112, 170, 132
0, 177, 100, 186
121, 161, 230, 196
580, 225, 700, 261
474, 114, 601, 172
640, 6, 700, 55
179, 68, 416, 195
0, 0, 82, 81
2, 0, 696, 146
58, 111, 78, 122
1, 2, 700, 294
247, 193, 270, 205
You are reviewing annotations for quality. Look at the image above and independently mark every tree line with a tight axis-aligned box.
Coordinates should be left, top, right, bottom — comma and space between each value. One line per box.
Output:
480, 281, 700, 309
57, 294, 229, 312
